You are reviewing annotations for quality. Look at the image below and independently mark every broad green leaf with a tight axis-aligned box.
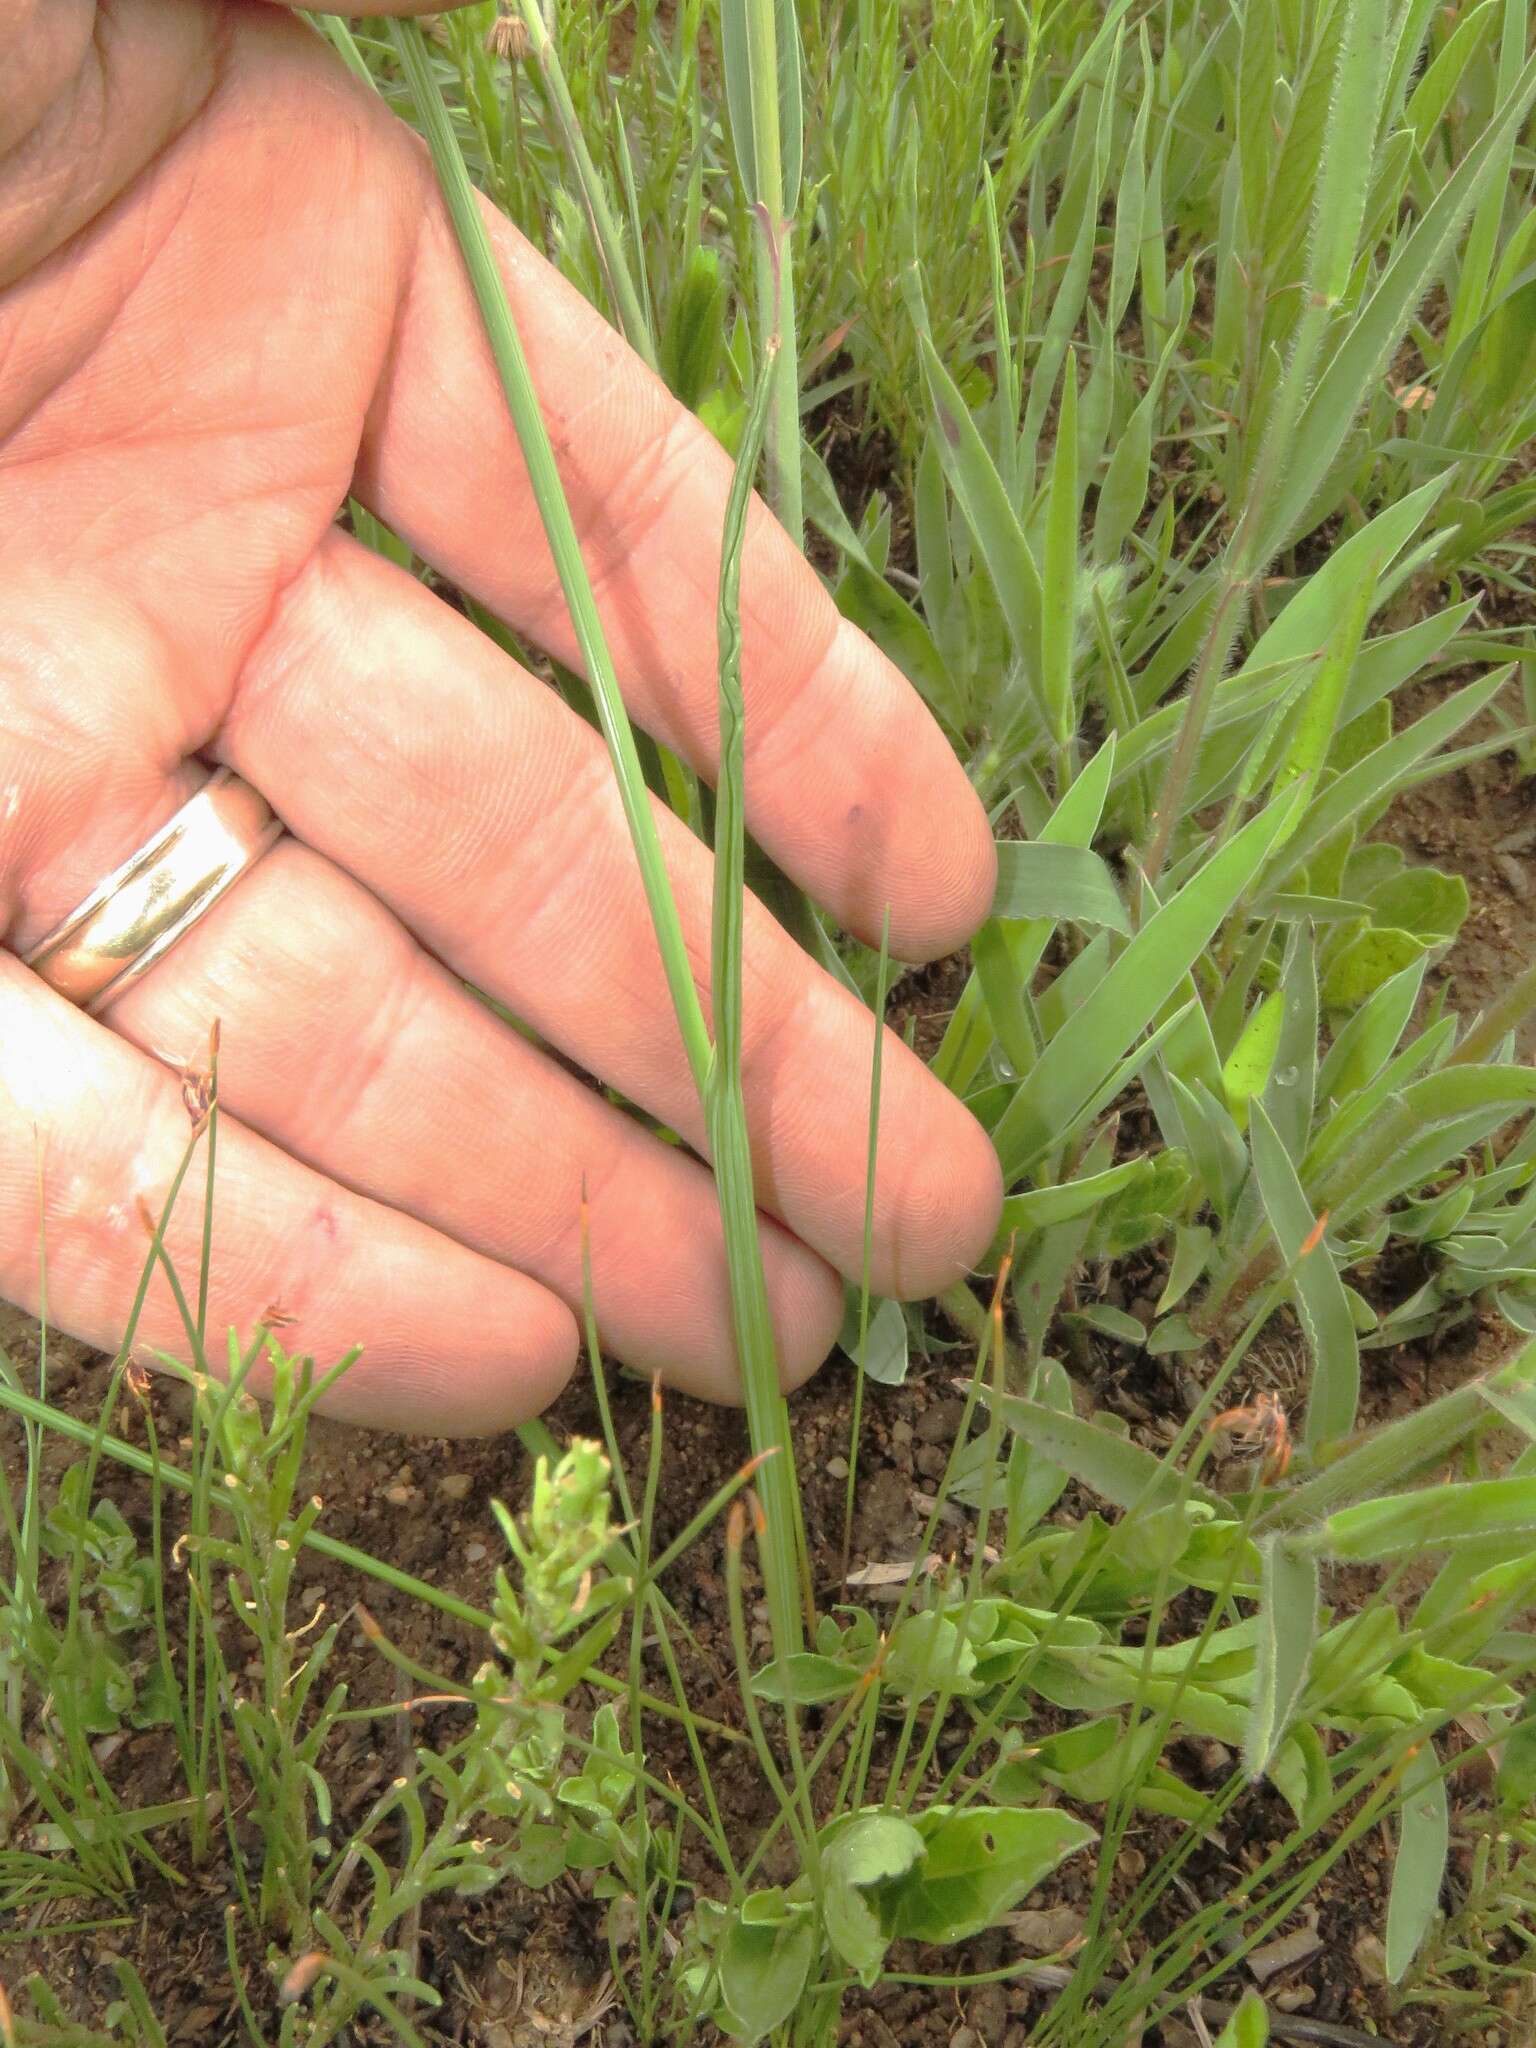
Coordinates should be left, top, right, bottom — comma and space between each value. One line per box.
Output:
1222, 991, 1284, 1131
993, 797, 1298, 1180
884, 1807, 1097, 1947
1321, 927, 1427, 1007
1496, 1708, 1536, 1813
1266, 921, 1319, 1159
822, 1813, 924, 1985
751, 1653, 860, 1706
1385, 1745, 1448, 1982
719, 1900, 815, 2043
1244, 1536, 1319, 1781
661, 243, 729, 412
1067, 1302, 1147, 1345
991, 844, 1129, 931
1364, 863, 1469, 943
1085, 1150, 1193, 1258
839, 1293, 909, 1388
884, 1610, 979, 1703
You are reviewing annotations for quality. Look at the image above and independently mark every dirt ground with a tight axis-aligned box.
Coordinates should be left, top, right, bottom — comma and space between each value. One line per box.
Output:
4, 658, 1535, 2044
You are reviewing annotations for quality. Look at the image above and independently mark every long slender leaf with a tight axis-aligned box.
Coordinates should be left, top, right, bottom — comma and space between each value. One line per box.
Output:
1244, 1536, 1319, 1781
1250, 1102, 1359, 1445
993, 798, 1297, 1180
1385, 1745, 1449, 1983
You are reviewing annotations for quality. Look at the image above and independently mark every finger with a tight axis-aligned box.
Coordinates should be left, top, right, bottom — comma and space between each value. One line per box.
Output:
0, 957, 577, 1435
99, 834, 844, 1402
223, 533, 1003, 1298
352, 155, 995, 964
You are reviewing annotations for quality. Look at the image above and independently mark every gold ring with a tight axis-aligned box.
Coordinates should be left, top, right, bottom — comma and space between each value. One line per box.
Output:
23, 767, 284, 1014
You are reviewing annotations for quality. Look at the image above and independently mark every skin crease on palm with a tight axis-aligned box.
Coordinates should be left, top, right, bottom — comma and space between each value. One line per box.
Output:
0, 0, 1003, 1435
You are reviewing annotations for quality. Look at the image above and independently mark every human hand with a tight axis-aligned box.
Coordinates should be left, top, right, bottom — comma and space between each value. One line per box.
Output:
0, 0, 1001, 1432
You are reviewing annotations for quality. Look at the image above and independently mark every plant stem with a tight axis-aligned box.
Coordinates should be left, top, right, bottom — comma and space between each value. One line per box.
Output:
506, 0, 658, 365
743, 0, 803, 541
388, 21, 711, 1096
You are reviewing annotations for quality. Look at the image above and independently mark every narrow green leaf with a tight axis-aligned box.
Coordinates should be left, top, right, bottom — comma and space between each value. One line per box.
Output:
917, 332, 1045, 721
1262, 667, 1514, 891
985, 1393, 1209, 1514
1244, 1536, 1320, 1781
1214, 1990, 1272, 2048
1328, 1062, 1536, 1223
996, 1160, 1152, 1242
991, 844, 1128, 931
1251, 1102, 1359, 1445
992, 798, 1297, 1181
1265, 921, 1319, 1159
1311, 1476, 1536, 1560
1040, 355, 1080, 746
1264, 45, 1536, 549
1385, 1745, 1448, 1982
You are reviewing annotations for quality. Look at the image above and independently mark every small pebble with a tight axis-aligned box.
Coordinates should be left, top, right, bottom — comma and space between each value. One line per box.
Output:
464, 1541, 488, 1564
1273, 1985, 1316, 2011
890, 1419, 913, 1448
437, 1473, 473, 1502
1494, 853, 1530, 899
383, 1483, 415, 1507
825, 1455, 850, 1479
1353, 1931, 1388, 1985
916, 1397, 964, 1445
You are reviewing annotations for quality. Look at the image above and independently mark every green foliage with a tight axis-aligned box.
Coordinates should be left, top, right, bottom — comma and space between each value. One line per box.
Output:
9, 0, 1536, 2039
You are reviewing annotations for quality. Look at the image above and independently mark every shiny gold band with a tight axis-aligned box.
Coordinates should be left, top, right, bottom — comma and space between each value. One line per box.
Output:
23, 768, 283, 1014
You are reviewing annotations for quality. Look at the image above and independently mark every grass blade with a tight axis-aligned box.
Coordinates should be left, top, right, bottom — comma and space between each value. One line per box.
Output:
1243, 1536, 1319, 1782
992, 797, 1298, 1182
1249, 1102, 1359, 1447
1385, 1745, 1449, 1983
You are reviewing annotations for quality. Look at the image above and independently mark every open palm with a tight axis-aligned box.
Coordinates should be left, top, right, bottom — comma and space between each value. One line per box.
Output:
0, 0, 1001, 1431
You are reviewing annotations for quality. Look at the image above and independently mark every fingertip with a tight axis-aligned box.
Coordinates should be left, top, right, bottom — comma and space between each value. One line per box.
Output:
324, 1286, 581, 1438
883, 774, 998, 965
878, 1082, 1004, 1302
767, 1234, 845, 1396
